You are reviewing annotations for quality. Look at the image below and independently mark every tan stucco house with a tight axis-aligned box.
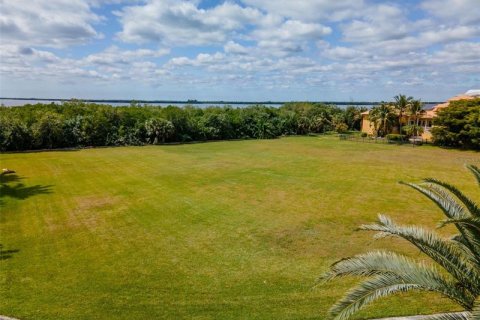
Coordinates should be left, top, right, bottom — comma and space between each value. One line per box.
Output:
361, 90, 480, 140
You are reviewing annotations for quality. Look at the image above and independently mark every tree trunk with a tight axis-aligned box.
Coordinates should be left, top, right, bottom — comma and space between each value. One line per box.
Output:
399, 111, 402, 136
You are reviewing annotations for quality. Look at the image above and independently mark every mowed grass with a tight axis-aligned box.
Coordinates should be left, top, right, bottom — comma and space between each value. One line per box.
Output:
1, 136, 479, 320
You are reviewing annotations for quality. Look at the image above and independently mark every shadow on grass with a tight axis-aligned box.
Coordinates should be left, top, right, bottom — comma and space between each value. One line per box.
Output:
0, 174, 53, 205
0, 244, 19, 260
0, 147, 80, 154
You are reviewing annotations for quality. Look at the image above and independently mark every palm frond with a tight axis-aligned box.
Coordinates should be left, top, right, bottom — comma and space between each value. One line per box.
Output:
330, 270, 472, 320
471, 297, 480, 320
451, 235, 479, 262
466, 165, 480, 186
360, 215, 480, 294
425, 178, 479, 216
441, 218, 480, 232
425, 312, 470, 320
330, 274, 421, 320
401, 181, 468, 219
322, 251, 474, 312
401, 182, 480, 259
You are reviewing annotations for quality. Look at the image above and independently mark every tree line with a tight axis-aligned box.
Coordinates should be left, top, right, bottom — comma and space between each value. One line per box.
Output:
0, 101, 366, 151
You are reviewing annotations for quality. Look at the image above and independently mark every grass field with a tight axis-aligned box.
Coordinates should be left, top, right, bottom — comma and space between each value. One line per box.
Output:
1, 136, 479, 320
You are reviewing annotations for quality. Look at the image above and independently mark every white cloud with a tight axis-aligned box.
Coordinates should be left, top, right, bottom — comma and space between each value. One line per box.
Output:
253, 19, 331, 55
341, 4, 409, 42
224, 41, 249, 55
321, 46, 369, 60
116, 0, 262, 45
0, 0, 102, 47
422, 0, 480, 24
430, 42, 480, 66
357, 25, 480, 55
241, 0, 365, 21
84, 46, 169, 66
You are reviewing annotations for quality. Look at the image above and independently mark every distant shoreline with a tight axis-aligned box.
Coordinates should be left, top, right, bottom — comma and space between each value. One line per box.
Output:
0, 97, 445, 106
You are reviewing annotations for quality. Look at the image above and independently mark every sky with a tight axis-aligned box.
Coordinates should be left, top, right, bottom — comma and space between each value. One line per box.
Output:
0, 0, 479, 101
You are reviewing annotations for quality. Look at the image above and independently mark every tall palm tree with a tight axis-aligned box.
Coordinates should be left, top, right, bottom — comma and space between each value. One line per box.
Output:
321, 165, 480, 320
408, 99, 426, 136
369, 102, 395, 137
393, 94, 413, 135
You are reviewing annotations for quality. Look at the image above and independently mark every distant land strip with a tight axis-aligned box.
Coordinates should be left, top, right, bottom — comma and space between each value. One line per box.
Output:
0, 97, 444, 106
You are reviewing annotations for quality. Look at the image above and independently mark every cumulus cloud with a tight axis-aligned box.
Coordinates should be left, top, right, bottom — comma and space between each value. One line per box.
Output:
321, 45, 370, 61
252, 19, 331, 55
421, 0, 480, 24
224, 41, 249, 55
355, 24, 480, 56
341, 4, 409, 42
84, 46, 170, 66
116, 0, 262, 45
241, 0, 366, 21
0, 0, 102, 47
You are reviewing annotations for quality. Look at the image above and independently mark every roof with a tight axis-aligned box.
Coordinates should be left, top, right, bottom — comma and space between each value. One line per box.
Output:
428, 93, 478, 115
465, 89, 480, 97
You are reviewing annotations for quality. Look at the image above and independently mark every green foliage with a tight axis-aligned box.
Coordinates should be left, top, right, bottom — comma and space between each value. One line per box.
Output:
32, 112, 65, 149
431, 99, 480, 150
145, 118, 175, 144
0, 115, 32, 151
386, 134, 407, 142
344, 106, 367, 131
402, 125, 424, 137
335, 122, 349, 133
393, 94, 413, 133
369, 102, 397, 137
322, 165, 480, 320
0, 101, 358, 151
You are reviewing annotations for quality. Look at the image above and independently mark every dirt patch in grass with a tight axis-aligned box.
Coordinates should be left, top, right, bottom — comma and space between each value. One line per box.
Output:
67, 195, 120, 230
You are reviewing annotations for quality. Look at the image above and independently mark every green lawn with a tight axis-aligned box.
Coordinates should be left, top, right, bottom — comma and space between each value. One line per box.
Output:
1, 136, 479, 320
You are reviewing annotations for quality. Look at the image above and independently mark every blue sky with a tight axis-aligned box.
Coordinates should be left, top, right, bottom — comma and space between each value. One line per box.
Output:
0, 0, 479, 101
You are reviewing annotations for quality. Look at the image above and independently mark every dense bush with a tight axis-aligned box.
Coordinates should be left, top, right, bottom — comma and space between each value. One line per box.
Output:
0, 101, 366, 151
431, 98, 480, 150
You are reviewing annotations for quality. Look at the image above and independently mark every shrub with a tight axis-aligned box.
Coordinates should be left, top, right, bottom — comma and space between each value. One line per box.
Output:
335, 123, 349, 133
145, 118, 175, 144
0, 117, 32, 151
432, 98, 480, 150
360, 132, 367, 138
386, 134, 406, 142
32, 112, 65, 149
402, 124, 424, 137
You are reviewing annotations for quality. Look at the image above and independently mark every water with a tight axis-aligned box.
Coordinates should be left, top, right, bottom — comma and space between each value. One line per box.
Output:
0, 99, 282, 108
0, 99, 439, 109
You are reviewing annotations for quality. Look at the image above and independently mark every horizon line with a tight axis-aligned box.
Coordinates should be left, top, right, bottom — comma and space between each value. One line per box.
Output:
0, 97, 445, 105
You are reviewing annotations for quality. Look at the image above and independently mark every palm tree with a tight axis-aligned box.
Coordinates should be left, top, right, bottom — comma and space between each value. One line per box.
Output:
393, 94, 413, 135
321, 165, 480, 320
369, 102, 395, 137
408, 99, 426, 137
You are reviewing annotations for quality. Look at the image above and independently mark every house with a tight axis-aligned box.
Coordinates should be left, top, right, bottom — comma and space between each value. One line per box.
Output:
361, 90, 480, 140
